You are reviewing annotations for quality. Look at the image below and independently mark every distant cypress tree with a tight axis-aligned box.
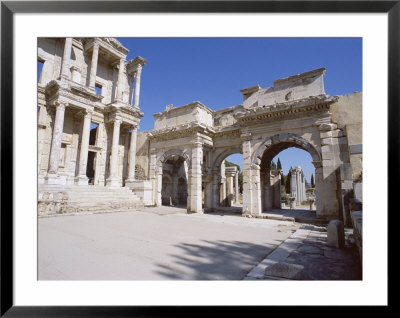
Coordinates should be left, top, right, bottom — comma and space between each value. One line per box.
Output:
285, 168, 292, 194
270, 160, 277, 170
277, 158, 282, 170
281, 173, 285, 188
311, 173, 315, 188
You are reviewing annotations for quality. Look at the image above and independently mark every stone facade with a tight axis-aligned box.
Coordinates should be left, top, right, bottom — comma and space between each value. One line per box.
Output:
38, 38, 362, 221
38, 37, 147, 213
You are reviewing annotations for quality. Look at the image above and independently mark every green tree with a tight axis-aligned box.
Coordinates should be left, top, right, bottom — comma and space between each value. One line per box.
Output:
285, 168, 292, 194
311, 173, 315, 188
270, 160, 277, 171
277, 157, 282, 170
281, 173, 286, 193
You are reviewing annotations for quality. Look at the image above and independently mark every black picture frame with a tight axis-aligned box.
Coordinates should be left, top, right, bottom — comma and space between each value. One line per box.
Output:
1, 1, 395, 316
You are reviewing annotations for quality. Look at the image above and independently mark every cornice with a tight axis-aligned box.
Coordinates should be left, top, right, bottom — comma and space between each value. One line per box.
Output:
148, 123, 215, 141
234, 95, 338, 125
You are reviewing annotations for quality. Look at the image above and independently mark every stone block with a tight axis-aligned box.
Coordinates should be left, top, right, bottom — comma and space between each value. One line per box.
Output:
326, 220, 345, 248
320, 129, 344, 139
349, 144, 362, 154
353, 182, 362, 200
319, 123, 338, 131
264, 261, 308, 280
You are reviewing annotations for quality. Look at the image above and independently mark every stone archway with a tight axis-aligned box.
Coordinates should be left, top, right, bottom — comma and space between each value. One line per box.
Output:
207, 147, 243, 211
245, 132, 325, 217
155, 149, 190, 208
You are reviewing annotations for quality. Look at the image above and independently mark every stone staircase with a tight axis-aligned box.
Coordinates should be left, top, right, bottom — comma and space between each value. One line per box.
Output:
38, 184, 144, 216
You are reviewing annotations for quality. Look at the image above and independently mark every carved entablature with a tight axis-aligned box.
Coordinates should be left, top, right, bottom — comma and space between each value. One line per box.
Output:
45, 80, 99, 110
101, 38, 129, 55
214, 128, 241, 138
126, 56, 148, 75
104, 105, 142, 126
82, 37, 128, 62
234, 95, 338, 125
148, 123, 215, 143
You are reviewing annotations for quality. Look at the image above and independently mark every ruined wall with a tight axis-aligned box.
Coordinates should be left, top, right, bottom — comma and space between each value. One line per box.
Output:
330, 92, 362, 182
153, 102, 213, 130
242, 68, 326, 109
135, 131, 150, 180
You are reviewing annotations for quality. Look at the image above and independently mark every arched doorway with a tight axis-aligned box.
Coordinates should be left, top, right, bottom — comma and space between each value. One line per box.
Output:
210, 148, 243, 213
263, 147, 315, 212
156, 149, 190, 209
250, 133, 324, 217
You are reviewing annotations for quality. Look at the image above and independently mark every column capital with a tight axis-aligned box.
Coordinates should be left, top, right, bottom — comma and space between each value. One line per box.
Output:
114, 117, 122, 125
54, 102, 67, 111
84, 108, 94, 117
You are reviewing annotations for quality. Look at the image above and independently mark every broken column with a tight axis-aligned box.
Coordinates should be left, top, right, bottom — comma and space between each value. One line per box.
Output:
290, 166, 306, 204
289, 196, 296, 209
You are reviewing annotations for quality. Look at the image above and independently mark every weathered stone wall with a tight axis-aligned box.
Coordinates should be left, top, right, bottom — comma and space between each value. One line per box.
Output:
153, 102, 213, 130
38, 38, 64, 85
135, 132, 150, 180
242, 68, 326, 109
330, 92, 362, 182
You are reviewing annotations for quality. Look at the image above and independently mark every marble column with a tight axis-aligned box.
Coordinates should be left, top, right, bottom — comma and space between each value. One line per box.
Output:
88, 42, 99, 90
46, 103, 67, 184
225, 168, 236, 207
133, 65, 142, 107
130, 74, 136, 106
241, 133, 252, 215
125, 124, 138, 185
75, 109, 93, 185
106, 118, 122, 187
189, 142, 203, 213
235, 170, 239, 204
211, 173, 219, 209
117, 58, 125, 101
226, 175, 233, 207
60, 37, 72, 79
290, 168, 297, 201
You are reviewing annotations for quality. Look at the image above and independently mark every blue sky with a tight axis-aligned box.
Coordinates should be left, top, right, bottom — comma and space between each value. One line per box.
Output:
116, 37, 362, 183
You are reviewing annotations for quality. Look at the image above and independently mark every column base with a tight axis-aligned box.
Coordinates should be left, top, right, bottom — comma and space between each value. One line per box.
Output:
106, 177, 121, 187
74, 175, 89, 186
45, 173, 67, 185
124, 179, 136, 187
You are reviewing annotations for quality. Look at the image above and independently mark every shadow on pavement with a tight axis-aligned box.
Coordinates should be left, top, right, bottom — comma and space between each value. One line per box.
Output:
154, 239, 279, 280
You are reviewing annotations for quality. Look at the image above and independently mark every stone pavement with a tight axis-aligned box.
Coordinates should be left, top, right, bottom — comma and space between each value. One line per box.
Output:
38, 208, 300, 280
244, 223, 362, 280
38, 206, 361, 280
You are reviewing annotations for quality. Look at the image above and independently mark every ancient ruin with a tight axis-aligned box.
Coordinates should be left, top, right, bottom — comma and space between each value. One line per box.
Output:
38, 37, 362, 223
290, 166, 307, 204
